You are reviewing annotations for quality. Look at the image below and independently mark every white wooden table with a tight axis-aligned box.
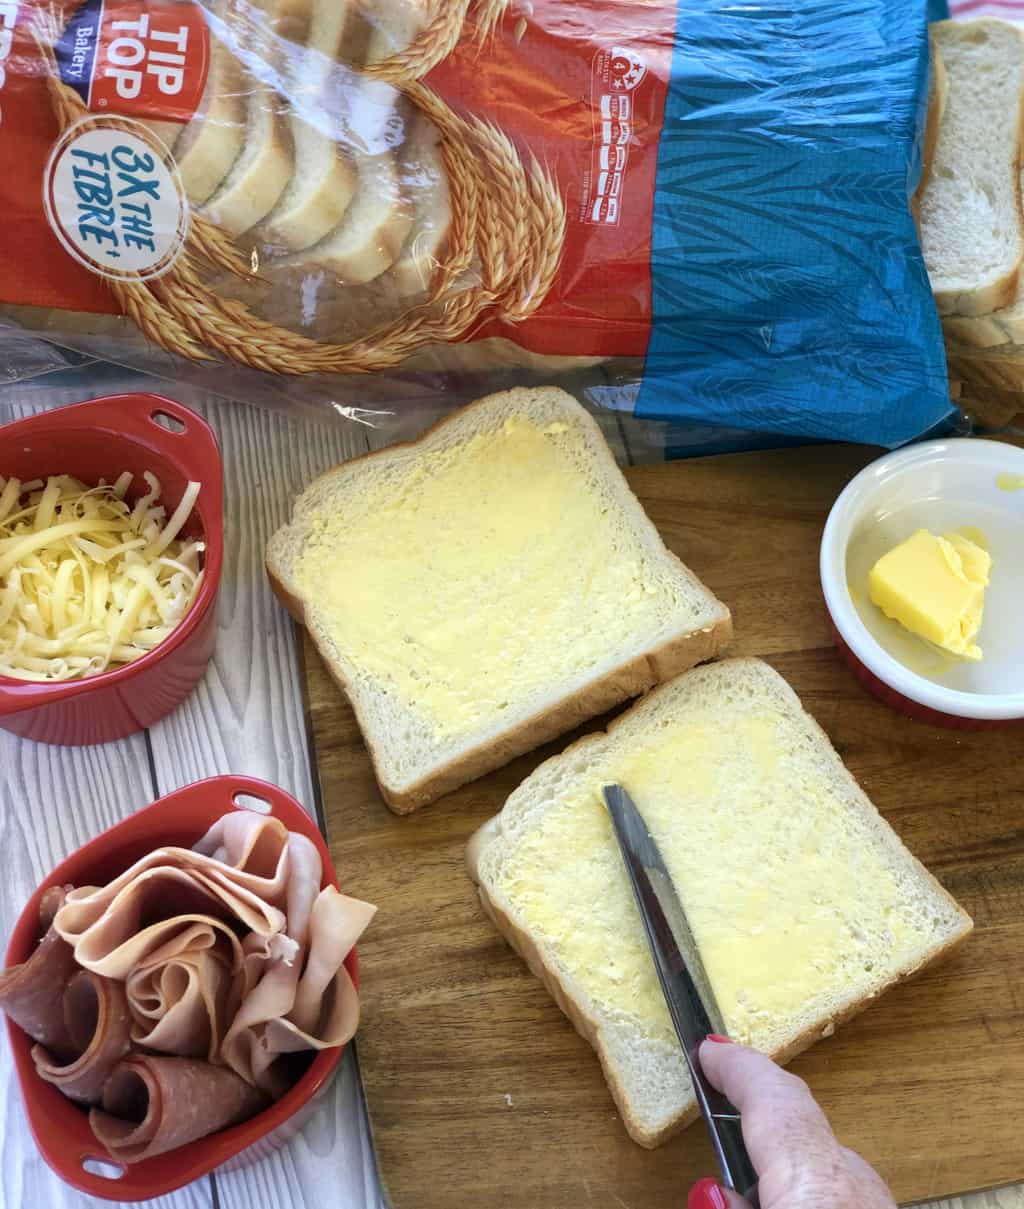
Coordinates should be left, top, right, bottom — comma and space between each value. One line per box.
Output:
0, 371, 1020, 1209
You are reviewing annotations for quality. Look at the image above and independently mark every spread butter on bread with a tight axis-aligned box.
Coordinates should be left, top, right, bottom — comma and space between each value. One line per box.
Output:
266, 387, 732, 813
468, 658, 973, 1147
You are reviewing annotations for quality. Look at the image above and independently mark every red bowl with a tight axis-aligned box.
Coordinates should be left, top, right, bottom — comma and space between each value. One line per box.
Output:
3, 775, 355, 1201
828, 617, 1024, 731
0, 394, 223, 744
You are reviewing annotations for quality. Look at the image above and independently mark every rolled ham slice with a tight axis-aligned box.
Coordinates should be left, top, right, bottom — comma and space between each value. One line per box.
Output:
126, 927, 234, 1061
0, 886, 78, 1059
192, 814, 295, 904
54, 863, 285, 977
31, 970, 132, 1104
221, 888, 375, 1095
89, 1055, 269, 1163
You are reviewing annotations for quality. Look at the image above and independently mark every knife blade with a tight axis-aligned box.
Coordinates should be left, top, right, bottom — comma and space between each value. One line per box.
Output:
602, 783, 760, 1207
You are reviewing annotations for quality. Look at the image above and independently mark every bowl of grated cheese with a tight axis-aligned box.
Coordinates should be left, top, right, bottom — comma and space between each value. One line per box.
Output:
0, 394, 223, 745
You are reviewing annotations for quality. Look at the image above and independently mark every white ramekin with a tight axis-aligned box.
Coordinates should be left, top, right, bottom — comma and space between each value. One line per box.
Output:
820, 438, 1024, 728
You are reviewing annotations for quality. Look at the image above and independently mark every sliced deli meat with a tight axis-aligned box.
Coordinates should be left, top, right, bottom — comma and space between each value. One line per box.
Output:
0, 886, 78, 1058
53, 854, 289, 976
192, 812, 305, 905
2, 810, 374, 1159
222, 887, 374, 1095
89, 1055, 270, 1163
126, 928, 234, 1061
49, 813, 373, 1093
31, 971, 133, 1104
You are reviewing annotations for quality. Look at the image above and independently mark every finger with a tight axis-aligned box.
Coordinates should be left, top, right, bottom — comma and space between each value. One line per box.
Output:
698, 1039, 839, 1178
686, 1176, 752, 1209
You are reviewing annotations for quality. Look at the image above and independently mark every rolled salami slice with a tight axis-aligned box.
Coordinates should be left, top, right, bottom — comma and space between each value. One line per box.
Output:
89, 1055, 269, 1163
31, 970, 132, 1104
0, 886, 77, 1058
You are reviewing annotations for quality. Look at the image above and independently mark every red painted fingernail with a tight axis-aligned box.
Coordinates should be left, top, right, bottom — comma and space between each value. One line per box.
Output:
706, 1033, 734, 1044
687, 1177, 730, 1209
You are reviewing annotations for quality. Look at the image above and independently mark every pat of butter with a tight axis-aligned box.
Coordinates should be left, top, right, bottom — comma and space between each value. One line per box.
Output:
868, 529, 991, 661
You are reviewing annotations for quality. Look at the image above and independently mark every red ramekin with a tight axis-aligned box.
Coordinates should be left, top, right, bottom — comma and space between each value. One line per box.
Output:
3, 775, 354, 1201
0, 394, 223, 744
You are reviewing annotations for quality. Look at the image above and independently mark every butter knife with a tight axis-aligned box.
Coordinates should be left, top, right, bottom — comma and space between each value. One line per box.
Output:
602, 783, 760, 1207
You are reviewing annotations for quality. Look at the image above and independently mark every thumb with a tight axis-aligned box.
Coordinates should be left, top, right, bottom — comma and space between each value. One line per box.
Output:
692, 1040, 895, 1209
697, 1037, 838, 1179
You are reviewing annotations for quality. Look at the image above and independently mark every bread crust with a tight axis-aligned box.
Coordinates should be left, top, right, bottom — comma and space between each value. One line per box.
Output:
465, 658, 974, 1147
911, 34, 947, 229
266, 389, 732, 813
947, 350, 1024, 401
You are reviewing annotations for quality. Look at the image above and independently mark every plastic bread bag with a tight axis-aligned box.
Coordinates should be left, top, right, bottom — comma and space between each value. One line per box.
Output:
0, 0, 951, 450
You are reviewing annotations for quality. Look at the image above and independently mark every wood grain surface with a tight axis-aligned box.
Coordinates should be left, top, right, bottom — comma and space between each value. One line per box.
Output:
0, 381, 380, 1209
306, 443, 1024, 1209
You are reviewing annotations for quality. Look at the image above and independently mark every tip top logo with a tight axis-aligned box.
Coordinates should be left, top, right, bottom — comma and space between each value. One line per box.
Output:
608, 47, 647, 93
56, 0, 209, 125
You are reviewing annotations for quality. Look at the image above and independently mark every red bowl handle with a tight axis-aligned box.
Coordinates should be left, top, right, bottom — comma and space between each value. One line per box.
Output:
3, 394, 223, 516
5, 394, 215, 468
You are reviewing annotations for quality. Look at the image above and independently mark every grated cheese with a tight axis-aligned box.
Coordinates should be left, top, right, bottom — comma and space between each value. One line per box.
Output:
0, 472, 205, 681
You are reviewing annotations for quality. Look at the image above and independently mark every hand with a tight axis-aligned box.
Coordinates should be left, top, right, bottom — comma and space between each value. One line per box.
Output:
687, 1037, 896, 1209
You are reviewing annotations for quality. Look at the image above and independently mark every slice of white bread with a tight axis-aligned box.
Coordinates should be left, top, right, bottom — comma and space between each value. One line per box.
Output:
257, 119, 359, 253
920, 19, 1024, 317
266, 387, 732, 813
290, 143, 412, 283
468, 658, 973, 1148
175, 11, 247, 205
267, 0, 315, 44
360, 0, 431, 66
923, 33, 948, 194
134, 117, 185, 154
253, 0, 365, 253
390, 113, 452, 299
201, 84, 293, 236
954, 381, 1024, 428
943, 299, 1024, 349
946, 348, 1024, 396
269, 8, 425, 281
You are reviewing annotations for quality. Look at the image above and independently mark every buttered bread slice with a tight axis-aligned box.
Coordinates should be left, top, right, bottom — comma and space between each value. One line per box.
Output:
468, 658, 972, 1147
267, 387, 731, 812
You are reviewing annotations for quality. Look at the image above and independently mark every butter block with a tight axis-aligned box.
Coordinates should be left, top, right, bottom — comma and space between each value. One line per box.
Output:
868, 529, 991, 661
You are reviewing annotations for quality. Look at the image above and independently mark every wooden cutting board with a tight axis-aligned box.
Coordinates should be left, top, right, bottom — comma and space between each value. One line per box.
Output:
306, 443, 1024, 1208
